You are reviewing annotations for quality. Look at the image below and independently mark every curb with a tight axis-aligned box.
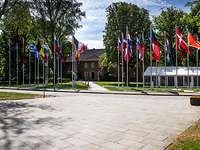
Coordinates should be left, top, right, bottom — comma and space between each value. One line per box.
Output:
0, 87, 199, 97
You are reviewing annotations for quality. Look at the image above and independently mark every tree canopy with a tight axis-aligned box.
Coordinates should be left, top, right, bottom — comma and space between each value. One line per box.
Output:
103, 2, 151, 63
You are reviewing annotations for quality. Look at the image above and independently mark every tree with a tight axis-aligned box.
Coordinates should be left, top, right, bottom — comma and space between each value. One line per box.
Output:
0, 0, 33, 79
186, 0, 200, 35
153, 7, 186, 66
31, 0, 85, 83
0, 0, 19, 19
103, 2, 151, 63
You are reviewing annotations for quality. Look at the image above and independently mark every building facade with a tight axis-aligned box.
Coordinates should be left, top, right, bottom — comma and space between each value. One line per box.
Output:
65, 49, 105, 81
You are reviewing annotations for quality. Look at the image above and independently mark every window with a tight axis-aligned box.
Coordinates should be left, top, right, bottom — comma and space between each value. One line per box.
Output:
84, 63, 88, 69
91, 62, 95, 69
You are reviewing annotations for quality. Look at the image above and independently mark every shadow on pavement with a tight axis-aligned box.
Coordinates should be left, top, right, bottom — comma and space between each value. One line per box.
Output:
0, 101, 56, 150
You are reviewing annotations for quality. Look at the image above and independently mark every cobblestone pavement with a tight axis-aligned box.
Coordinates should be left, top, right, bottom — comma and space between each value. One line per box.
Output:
0, 93, 200, 150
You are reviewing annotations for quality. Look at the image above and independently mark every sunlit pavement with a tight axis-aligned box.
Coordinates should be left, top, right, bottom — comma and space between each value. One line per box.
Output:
0, 93, 200, 150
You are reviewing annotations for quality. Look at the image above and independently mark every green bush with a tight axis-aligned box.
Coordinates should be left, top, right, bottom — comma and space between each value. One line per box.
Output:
190, 96, 200, 106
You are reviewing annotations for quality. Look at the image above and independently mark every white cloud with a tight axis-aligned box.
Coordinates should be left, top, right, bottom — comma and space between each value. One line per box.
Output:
76, 0, 183, 49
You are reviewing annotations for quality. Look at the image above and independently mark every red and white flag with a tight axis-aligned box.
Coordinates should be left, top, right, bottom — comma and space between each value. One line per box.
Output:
176, 27, 191, 55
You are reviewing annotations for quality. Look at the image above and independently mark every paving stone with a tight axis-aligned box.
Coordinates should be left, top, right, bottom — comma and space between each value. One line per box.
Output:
0, 93, 199, 150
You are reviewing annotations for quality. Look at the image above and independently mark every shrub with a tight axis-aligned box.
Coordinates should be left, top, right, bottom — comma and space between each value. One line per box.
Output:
190, 96, 200, 106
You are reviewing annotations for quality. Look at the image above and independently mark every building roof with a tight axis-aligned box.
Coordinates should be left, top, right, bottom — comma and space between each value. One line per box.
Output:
66, 49, 105, 62
144, 67, 200, 76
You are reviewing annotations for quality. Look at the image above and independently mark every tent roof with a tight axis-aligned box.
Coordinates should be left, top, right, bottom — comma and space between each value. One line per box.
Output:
144, 67, 200, 76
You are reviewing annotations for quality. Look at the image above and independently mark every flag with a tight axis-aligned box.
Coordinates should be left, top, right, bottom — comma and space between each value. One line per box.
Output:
54, 36, 61, 55
164, 33, 172, 64
36, 39, 41, 52
29, 43, 39, 59
151, 30, 161, 62
60, 43, 65, 64
78, 43, 88, 54
136, 35, 142, 61
124, 33, 132, 63
188, 32, 200, 49
117, 37, 123, 53
72, 36, 87, 64
176, 27, 191, 55
40, 44, 50, 62
72, 36, 79, 51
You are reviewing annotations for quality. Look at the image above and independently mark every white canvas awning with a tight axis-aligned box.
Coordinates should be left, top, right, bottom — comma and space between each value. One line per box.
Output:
144, 67, 200, 76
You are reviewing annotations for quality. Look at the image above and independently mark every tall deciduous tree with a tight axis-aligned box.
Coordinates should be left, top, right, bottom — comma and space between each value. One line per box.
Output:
103, 2, 151, 63
153, 7, 186, 66
0, 0, 19, 19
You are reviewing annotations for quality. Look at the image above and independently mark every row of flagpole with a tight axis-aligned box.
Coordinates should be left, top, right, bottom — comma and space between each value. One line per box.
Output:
7, 35, 64, 90
117, 25, 200, 88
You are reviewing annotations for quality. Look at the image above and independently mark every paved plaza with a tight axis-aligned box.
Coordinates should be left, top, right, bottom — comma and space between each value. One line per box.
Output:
0, 92, 200, 150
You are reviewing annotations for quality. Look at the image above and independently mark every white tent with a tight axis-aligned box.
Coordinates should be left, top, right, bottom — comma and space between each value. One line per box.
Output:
144, 67, 200, 87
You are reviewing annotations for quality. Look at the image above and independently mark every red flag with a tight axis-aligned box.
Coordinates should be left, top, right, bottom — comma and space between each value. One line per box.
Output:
188, 32, 200, 49
151, 30, 161, 62
176, 27, 191, 55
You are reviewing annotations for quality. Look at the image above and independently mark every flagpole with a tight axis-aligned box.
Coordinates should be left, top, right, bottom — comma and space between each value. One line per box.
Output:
175, 27, 178, 91
136, 34, 138, 88
16, 43, 19, 87
29, 49, 31, 85
57, 55, 60, 85
197, 36, 199, 88
121, 33, 124, 87
9, 39, 11, 87
150, 25, 153, 88
118, 37, 120, 87
72, 35, 74, 89
53, 33, 56, 91
61, 42, 63, 86
37, 57, 39, 86
187, 29, 190, 89
35, 52, 36, 85
142, 32, 145, 88
126, 26, 129, 87
22, 38, 25, 86
164, 31, 167, 88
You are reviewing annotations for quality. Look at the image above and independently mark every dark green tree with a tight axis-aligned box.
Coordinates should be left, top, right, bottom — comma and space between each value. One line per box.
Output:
104, 2, 151, 63
153, 7, 186, 66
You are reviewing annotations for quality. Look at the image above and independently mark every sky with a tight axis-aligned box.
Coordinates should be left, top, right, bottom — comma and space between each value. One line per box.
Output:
76, 0, 193, 49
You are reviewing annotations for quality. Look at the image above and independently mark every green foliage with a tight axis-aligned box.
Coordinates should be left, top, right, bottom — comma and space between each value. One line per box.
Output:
99, 53, 117, 79
103, 2, 151, 63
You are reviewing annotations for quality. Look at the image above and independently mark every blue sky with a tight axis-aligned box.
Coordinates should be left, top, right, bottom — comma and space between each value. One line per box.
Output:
76, 0, 193, 49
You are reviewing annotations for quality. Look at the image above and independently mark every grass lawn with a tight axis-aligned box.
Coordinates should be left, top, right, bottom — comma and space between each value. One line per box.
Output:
166, 120, 200, 150
45, 81, 89, 90
0, 80, 89, 90
0, 92, 40, 100
95, 82, 200, 93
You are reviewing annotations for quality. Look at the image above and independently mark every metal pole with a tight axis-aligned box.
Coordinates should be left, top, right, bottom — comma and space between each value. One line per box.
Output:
126, 26, 129, 87
187, 54, 190, 88
61, 42, 63, 86
136, 35, 138, 88
43, 61, 45, 98
29, 50, 31, 84
118, 37, 120, 87
9, 39, 11, 87
53, 33, 56, 91
197, 49, 198, 88
37, 57, 39, 85
35, 53, 36, 84
72, 36, 74, 89
22, 38, 24, 86
142, 32, 145, 88
164, 31, 167, 88
150, 25, 153, 88
121, 33, 124, 87
57, 55, 59, 85
175, 26, 178, 91
16, 43, 18, 87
